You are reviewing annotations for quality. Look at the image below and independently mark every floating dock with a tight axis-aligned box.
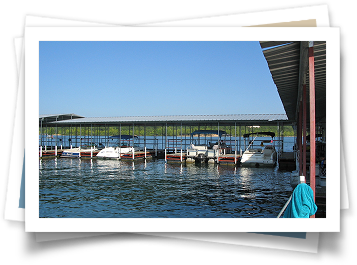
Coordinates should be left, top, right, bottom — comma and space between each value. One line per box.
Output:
217, 154, 241, 165
166, 152, 187, 163
39, 149, 63, 158
120, 151, 153, 160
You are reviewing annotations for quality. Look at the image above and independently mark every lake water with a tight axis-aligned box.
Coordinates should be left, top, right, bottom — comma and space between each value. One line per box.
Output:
39, 157, 294, 218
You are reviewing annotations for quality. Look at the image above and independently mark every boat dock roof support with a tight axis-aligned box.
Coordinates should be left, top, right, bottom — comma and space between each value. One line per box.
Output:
309, 41, 316, 218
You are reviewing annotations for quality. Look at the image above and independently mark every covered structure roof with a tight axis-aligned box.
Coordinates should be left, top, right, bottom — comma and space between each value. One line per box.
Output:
259, 41, 326, 123
42, 113, 289, 127
39, 114, 84, 124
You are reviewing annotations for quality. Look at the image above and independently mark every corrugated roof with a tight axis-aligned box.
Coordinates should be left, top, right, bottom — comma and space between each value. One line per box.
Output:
39, 113, 84, 123
261, 42, 301, 121
259, 41, 326, 123
44, 114, 288, 126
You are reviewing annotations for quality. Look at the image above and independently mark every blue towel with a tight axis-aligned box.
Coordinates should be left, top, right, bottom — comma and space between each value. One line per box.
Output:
283, 183, 318, 218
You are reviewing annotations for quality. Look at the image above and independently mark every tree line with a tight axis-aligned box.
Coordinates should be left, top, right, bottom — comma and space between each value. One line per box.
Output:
40, 125, 295, 137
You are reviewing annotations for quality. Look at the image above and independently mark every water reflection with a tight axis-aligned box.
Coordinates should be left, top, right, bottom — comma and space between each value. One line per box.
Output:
39, 158, 292, 218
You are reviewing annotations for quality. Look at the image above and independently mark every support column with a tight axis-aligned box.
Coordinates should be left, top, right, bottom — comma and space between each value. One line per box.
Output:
144, 124, 146, 151
298, 101, 303, 175
133, 123, 135, 160
303, 84, 307, 178
180, 123, 182, 149
309, 41, 316, 218
165, 123, 167, 150
119, 124, 121, 159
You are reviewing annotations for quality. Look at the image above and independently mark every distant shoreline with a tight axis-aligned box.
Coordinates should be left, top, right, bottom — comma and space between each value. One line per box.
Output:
40, 134, 296, 138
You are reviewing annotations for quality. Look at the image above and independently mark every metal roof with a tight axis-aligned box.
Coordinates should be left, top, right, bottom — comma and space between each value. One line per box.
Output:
39, 114, 84, 123
43, 113, 289, 126
259, 41, 326, 123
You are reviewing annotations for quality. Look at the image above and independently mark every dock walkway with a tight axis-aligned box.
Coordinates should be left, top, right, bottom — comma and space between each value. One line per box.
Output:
166, 152, 187, 163
217, 153, 241, 165
120, 151, 153, 160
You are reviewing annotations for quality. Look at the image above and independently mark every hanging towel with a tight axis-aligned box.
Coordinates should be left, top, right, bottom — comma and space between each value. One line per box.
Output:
283, 183, 318, 218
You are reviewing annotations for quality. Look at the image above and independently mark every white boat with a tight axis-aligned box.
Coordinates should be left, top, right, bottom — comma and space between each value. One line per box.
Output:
61, 147, 97, 158
96, 135, 140, 159
240, 132, 277, 167
186, 144, 218, 163
186, 130, 228, 163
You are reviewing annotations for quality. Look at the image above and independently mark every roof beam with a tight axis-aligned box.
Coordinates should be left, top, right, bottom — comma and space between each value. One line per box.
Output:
295, 41, 309, 122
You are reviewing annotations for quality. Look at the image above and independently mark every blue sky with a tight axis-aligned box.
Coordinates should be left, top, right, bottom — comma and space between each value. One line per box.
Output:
39, 41, 285, 117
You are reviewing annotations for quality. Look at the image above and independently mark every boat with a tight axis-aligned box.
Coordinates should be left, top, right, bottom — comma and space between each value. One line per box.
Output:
240, 132, 277, 167
61, 138, 100, 158
61, 146, 98, 158
186, 130, 230, 163
96, 135, 140, 159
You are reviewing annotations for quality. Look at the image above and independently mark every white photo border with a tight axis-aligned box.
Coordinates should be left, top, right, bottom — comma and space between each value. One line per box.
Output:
25, 26, 340, 232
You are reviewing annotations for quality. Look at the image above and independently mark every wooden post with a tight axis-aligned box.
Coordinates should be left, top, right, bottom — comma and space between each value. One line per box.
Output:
309, 41, 316, 218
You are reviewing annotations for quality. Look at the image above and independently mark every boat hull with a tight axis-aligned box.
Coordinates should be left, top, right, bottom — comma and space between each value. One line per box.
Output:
240, 160, 276, 167
96, 146, 139, 159
240, 150, 277, 168
61, 148, 98, 158
96, 147, 120, 159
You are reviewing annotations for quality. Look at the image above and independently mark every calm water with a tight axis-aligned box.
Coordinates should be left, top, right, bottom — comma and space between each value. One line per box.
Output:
39, 158, 293, 218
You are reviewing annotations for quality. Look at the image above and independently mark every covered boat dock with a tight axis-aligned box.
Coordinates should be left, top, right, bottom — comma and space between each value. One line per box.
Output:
39, 113, 291, 162
260, 41, 327, 217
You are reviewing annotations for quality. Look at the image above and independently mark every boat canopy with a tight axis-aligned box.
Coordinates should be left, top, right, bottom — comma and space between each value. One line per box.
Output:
190, 130, 227, 137
243, 132, 275, 138
109, 135, 138, 140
